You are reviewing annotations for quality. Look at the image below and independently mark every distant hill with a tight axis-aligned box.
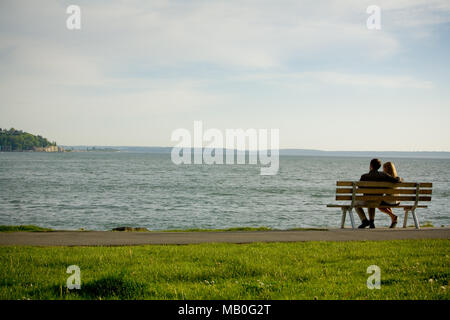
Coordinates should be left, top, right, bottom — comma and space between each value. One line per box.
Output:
0, 128, 57, 152
63, 146, 450, 159
65, 146, 171, 153
278, 149, 450, 159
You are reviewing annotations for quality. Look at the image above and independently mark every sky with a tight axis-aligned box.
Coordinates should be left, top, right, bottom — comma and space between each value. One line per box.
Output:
0, 0, 450, 151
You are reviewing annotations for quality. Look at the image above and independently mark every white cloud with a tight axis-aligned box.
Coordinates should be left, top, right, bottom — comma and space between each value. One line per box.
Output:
304, 72, 433, 89
3, 0, 448, 77
0, 0, 448, 148
0, 0, 402, 72
234, 71, 433, 89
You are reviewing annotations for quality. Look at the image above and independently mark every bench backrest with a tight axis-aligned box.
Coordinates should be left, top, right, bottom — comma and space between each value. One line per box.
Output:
335, 181, 432, 207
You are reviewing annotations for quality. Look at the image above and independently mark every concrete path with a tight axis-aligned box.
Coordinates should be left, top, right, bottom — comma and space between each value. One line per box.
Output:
0, 228, 449, 246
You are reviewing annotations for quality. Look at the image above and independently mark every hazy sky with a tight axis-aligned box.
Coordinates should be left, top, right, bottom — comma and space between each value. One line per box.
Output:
1, 0, 450, 151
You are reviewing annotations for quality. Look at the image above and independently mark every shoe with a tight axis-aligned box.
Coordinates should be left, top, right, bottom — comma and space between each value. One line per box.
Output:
390, 216, 398, 229
369, 220, 375, 229
358, 219, 370, 229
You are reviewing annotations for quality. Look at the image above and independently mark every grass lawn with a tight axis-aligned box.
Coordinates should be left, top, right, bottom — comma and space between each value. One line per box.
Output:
0, 240, 448, 300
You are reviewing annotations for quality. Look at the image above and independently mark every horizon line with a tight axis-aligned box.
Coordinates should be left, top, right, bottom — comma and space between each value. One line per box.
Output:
61, 145, 450, 153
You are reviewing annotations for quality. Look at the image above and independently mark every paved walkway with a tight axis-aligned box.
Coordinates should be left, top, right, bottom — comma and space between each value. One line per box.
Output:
0, 228, 448, 246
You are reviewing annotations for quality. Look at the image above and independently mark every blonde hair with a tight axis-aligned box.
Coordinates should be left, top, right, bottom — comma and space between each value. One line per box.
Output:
383, 162, 398, 178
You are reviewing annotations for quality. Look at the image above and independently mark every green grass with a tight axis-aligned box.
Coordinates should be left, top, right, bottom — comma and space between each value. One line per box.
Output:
419, 221, 434, 228
0, 225, 53, 232
0, 240, 448, 300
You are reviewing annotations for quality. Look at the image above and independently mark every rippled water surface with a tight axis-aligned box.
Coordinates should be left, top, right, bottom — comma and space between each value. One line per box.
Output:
0, 152, 449, 230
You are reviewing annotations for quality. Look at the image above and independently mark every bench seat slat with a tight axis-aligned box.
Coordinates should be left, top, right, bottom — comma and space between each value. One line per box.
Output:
336, 188, 432, 195
336, 195, 432, 202
336, 181, 432, 188
327, 204, 428, 209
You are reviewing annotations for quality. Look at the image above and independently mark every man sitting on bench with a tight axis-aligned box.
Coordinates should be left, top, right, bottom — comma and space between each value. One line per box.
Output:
355, 158, 403, 229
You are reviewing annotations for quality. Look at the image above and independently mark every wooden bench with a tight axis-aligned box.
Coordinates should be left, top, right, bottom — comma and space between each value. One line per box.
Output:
327, 181, 432, 229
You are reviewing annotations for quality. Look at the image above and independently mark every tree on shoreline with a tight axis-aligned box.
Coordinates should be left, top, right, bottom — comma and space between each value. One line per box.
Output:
0, 128, 56, 151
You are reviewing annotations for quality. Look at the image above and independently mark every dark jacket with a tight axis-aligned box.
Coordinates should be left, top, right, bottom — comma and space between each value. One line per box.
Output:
360, 170, 402, 205
360, 170, 402, 183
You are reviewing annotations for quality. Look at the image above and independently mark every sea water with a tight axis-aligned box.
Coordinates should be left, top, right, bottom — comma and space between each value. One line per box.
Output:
0, 152, 449, 230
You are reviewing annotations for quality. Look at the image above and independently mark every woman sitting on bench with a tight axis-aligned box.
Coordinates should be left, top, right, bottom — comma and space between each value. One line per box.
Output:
378, 162, 400, 228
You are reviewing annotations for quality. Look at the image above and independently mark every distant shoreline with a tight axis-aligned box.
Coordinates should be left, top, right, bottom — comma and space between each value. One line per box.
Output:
0, 145, 450, 159
2, 147, 450, 159
58, 146, 450, 159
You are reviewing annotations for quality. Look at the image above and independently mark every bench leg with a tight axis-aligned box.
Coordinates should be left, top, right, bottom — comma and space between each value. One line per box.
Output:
340, 207, 347, 229
412, 209, 420, 229
403, 209, 409, 228
348, 208, 356, 229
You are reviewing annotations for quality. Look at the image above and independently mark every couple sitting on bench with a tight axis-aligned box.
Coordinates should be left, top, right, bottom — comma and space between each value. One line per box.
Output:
355, 158, 403, 229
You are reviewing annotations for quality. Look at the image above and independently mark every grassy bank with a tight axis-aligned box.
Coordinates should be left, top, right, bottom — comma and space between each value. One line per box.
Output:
0, 240, 448, 300
0, 225, 328, 232
0, 225, 53, 232
0, 225, 280, 233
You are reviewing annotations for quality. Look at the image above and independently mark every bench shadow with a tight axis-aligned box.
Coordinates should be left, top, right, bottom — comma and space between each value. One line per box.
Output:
50, 274, 149, 299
